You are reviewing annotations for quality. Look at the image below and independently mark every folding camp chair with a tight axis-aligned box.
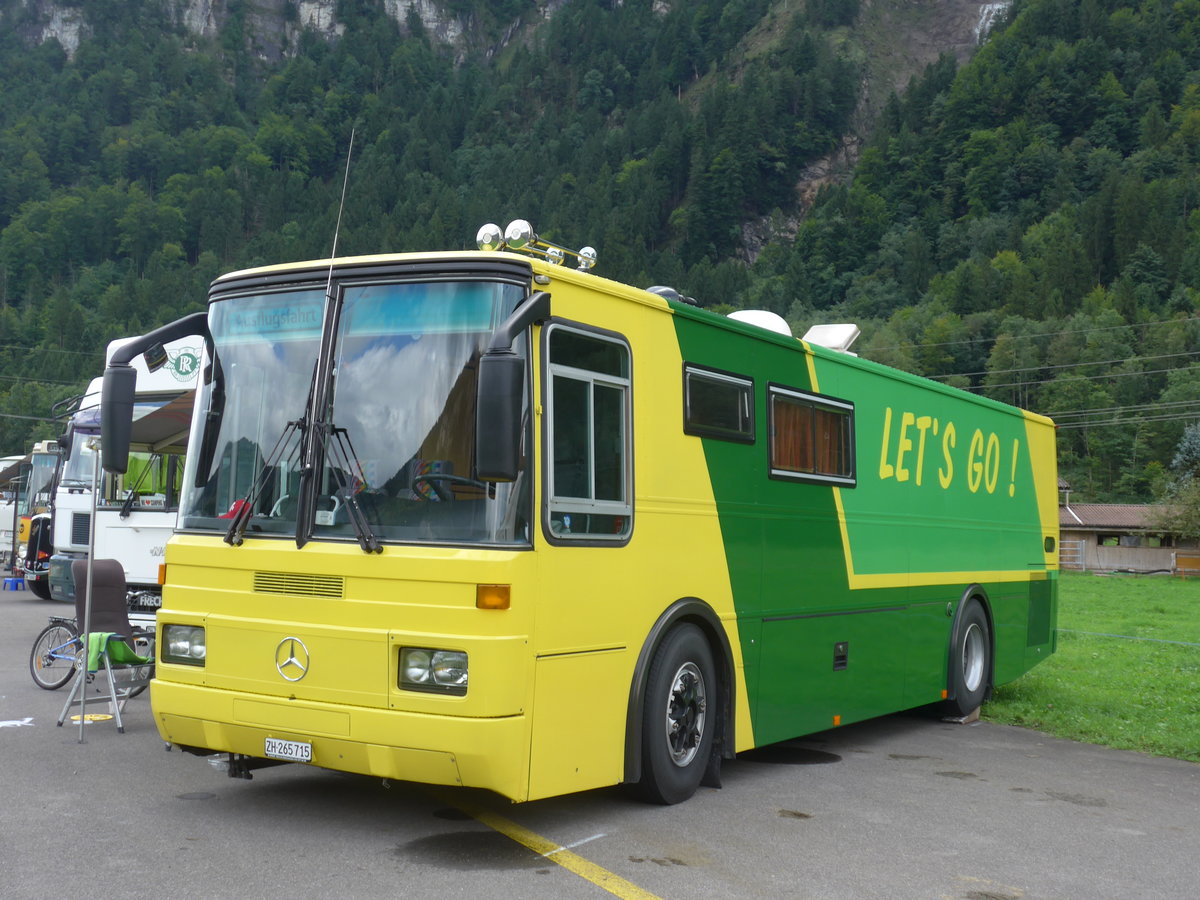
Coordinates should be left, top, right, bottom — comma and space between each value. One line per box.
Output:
56, 559, 153, 734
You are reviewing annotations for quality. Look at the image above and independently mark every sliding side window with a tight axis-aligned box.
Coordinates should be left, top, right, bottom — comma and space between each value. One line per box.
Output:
683, 365, 754, 443
769, 385, 855, 486
546, 324, 632, 542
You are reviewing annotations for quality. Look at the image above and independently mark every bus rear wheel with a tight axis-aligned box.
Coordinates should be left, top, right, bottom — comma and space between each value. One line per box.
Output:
946, 600, 991, 717
635, 623, 716, 805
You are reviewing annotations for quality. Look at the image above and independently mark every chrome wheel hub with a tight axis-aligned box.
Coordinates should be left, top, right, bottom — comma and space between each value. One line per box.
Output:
665, 661, 707, 767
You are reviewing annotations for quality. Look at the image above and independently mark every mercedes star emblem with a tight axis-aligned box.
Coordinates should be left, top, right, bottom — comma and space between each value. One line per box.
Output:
275, 636, 310, 682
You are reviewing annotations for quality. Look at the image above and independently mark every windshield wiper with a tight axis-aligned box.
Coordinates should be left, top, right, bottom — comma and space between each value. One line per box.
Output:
223, 419, 304, 546
119, 453, 158, 519
319, 424, 382, 554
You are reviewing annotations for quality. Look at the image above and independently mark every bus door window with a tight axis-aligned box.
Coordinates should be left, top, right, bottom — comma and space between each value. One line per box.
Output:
544, 323, 632, 542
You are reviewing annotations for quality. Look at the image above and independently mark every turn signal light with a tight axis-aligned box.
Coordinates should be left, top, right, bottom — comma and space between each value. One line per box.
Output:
476, 584, 510, 610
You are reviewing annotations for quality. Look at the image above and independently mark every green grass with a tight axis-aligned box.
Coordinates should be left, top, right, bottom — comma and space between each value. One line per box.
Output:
984, 572, 1200, 762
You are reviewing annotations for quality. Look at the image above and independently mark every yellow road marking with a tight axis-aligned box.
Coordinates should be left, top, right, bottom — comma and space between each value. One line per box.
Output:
439, 793, 663, 900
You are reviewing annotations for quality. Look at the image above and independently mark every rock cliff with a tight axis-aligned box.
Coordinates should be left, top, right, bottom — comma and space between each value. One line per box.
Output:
15, 0, 466, 60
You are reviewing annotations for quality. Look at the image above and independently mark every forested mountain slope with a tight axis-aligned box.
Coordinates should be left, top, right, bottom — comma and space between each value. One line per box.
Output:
0, 0, 991, 446
762, 0, 1200, 500
1, 0, 1196, 504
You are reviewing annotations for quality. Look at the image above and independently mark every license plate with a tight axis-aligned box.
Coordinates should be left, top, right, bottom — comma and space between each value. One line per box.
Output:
264, 737, 312, 762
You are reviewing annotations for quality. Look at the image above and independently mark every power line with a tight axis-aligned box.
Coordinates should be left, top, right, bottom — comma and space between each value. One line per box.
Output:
0, 344, 104, 358
869, 314, 1200, 354
1056, 411, 1200, 429
931, 349, 1200, 380
0, 373, 89, 387
964, 362, 1200, 392
1051, 399, 1200, 420
0, 411, 59, 422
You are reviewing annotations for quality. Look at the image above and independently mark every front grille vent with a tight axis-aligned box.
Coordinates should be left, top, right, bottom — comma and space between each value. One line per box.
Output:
71, 512, 91, 546
253, 571, 344, 598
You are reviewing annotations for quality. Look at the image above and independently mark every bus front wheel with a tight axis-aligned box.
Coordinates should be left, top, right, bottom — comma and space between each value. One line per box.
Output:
635, 623, 716, 805
947, 600, 991, 716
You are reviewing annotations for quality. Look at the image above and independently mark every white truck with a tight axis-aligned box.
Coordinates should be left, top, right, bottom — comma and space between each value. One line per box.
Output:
0, 454, 22, 571
47, 336, 200, 625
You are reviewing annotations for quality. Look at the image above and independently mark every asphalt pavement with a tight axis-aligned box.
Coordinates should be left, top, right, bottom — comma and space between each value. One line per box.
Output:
2, 587, 1197, 899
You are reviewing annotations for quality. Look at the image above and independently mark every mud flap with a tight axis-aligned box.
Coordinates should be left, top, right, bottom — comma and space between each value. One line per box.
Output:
701, 746, 723, 789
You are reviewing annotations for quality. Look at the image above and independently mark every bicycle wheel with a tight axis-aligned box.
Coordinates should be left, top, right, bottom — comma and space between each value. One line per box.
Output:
127, 670, 152, 700
29, 622, 81, 690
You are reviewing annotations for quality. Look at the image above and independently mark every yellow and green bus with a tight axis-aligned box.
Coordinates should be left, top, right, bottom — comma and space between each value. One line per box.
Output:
101, 223, 1058, 804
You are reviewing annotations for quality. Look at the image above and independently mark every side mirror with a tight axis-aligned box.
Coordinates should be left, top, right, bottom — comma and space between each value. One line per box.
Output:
101, 365, 137, 474
473, 290, 549, 483
143, 343, 168, 372
58, 423, 74, 462
475, 351, 525, 482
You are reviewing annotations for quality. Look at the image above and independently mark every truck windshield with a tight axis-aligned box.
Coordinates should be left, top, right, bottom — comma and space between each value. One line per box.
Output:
178, 279, 532, 547
59, 429, 98, 487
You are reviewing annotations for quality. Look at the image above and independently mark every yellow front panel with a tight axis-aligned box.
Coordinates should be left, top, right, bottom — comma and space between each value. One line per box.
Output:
153, 680, 528, 795
232, 698, 351, 735
208, 616, 391, 707
528, 649, 629, 799
156, 535, 540, 799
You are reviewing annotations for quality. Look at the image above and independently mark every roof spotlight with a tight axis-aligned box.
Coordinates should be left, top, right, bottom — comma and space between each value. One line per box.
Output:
473, 220, 599, 271
504, 219, 535, 250
476, 223, 504, 252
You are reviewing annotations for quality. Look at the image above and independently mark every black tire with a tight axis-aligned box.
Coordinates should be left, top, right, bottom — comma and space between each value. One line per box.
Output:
29, 622, 81, 690
27, 578, 53, 601
946, 600, 991, 716
635, 623, 717, 805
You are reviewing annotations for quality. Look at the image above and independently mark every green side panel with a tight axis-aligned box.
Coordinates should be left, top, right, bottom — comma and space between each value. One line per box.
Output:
673, 313, 859, 744
812, 352, 1047, 577
672, 309, 1054, 747
1026, 578, 1053, 646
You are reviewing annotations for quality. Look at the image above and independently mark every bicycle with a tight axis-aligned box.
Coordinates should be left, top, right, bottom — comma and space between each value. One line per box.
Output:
29, 617, 83, 690
29, 616, 154, 696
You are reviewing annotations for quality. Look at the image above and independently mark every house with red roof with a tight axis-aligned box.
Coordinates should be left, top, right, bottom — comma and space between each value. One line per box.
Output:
1059, 486, 1200, 574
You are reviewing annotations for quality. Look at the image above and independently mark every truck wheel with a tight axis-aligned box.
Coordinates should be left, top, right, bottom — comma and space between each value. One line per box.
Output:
947, 600, 991, 716
635, 623, 716, 805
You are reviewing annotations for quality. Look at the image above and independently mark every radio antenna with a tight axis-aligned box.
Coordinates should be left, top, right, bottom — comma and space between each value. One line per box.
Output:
325, 125, 356, 294
300, 125, 358, 553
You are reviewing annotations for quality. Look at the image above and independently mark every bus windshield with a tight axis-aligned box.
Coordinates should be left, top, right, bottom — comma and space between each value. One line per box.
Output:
178, 279, 532, 547
23, 451, 58, 516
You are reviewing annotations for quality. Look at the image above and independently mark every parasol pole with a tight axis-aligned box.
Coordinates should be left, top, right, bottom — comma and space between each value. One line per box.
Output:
78, 437, 100, 743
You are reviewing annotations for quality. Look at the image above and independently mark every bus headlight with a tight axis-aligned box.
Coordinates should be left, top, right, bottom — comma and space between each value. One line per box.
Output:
163, 625, 206, 666
402, 649, 432, 684
400, 648, 467, 695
